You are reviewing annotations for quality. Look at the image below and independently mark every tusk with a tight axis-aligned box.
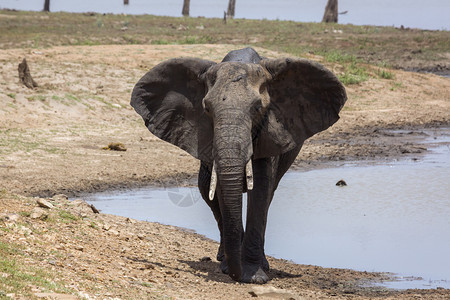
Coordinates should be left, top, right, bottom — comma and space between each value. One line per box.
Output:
209, 161, 217, 200
246, 160, 253, 191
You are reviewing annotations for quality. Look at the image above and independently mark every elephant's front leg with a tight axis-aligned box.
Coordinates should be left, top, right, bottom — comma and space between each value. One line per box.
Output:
241, 157, 274, 284
198, 162, 225, 262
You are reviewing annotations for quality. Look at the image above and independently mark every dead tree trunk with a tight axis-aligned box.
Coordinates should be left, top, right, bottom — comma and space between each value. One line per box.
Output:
18, 58, 38, 89
43, 0, 50, 12
227, 0, 236, 18
322, 0, 338, 23
182, 0, 190, 17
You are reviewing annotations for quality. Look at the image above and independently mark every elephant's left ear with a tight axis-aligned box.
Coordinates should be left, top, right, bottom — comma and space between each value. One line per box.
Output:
258, 58, 347, 154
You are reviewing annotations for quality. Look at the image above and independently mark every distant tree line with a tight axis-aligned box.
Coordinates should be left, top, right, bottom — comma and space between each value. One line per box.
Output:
43, 0, 337, 24
182, 0, 235, 18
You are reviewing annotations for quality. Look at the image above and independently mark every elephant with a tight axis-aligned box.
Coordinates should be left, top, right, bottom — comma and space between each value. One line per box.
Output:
131, 47, 347, 284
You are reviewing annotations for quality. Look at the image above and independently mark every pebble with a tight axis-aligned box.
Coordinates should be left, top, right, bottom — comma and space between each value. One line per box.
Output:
336, 179, 347, 187
37, 198, 54, 209
30, 207, 48, 220
1, 213, 20, 222
52, 194, 68, 202
249, 286, 301, 299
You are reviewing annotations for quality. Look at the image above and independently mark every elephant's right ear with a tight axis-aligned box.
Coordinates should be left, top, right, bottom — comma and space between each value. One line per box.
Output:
131, 58, 216, 162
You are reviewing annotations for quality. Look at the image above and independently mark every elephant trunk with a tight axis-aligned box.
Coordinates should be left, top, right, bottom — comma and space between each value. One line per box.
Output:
213, 117, 253, 281
216, 162, 244, 281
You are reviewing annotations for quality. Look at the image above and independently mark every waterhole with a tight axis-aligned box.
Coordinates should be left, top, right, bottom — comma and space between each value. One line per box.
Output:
84, 129, 450, 289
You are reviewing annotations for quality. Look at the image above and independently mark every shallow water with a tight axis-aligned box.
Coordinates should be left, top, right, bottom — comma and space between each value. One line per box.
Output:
84, 130, 450, 289
2, 0, 449, 30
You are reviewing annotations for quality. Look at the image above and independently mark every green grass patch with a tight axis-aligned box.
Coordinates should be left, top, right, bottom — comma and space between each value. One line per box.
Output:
151, 38, 170, 45
26, 95, 46, 102
0, 128, 63, 156
323, 50, 358, 64
376, 68, 395, 79
338, 62, 369, 85
0, 241, 73, 298
390, 82, 403, 91
58, 210, 78, 222
178, 35, 216, 44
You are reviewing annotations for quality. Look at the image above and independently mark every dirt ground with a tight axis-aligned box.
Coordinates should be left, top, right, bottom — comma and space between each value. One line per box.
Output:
1, 44, 449, 299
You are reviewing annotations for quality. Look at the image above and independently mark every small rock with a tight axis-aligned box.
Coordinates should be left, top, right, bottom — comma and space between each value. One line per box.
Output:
19, 226, 32, 235
30, 207, 48, 220
249, 286, 300, 299
108, 229, 120, 236
200, 256, 211, 262
71, 199, 84, 206
90, 204, 99, 214
74, 245, 84, 252
37, 198, 54, 209
1, 213, 20, 222
34, 292, 78, 300
177, 24, 188, 31
336, 179, 347, 187
143, 264, 155, 270
102, 223, 111, 231
126, 217, 136, 224
52, 194, 68, 202
56, 244, 66, 251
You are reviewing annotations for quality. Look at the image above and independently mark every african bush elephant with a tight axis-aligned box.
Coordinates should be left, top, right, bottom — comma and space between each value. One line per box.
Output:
131, 47, 347, 284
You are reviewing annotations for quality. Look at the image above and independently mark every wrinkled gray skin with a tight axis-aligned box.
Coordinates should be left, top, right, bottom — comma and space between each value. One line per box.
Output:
131, 47, 347, 284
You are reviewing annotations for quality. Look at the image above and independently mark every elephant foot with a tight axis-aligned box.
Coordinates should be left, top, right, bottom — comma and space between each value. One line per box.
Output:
241, 264, 269, 284
262, 255, 270, 272
220, 259, 229, 274
216, 243, 224, 262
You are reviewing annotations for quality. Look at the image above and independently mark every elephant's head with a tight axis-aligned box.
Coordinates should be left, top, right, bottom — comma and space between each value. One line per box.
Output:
131, 49, 346, 281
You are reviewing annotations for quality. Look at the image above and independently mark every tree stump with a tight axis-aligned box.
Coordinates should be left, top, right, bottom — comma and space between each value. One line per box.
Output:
18, 58, 38, 89
43, 0, 50, 12
182, 0, 190, 16
322, 0, 338, 23
227, 0, 236, 18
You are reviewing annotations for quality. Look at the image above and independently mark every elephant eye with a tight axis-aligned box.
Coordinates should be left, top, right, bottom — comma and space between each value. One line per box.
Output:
206, 73, 216, 87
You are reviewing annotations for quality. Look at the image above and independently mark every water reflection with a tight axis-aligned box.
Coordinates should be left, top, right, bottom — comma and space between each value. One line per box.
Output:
84, 131, 450, 289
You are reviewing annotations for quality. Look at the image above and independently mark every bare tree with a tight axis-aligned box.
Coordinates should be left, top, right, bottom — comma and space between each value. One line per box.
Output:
124, 0, 129, 5
227, 0, 236, 18
43, 0, 50, 12
182, 0, 190, 17
322, 0, 338, 23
